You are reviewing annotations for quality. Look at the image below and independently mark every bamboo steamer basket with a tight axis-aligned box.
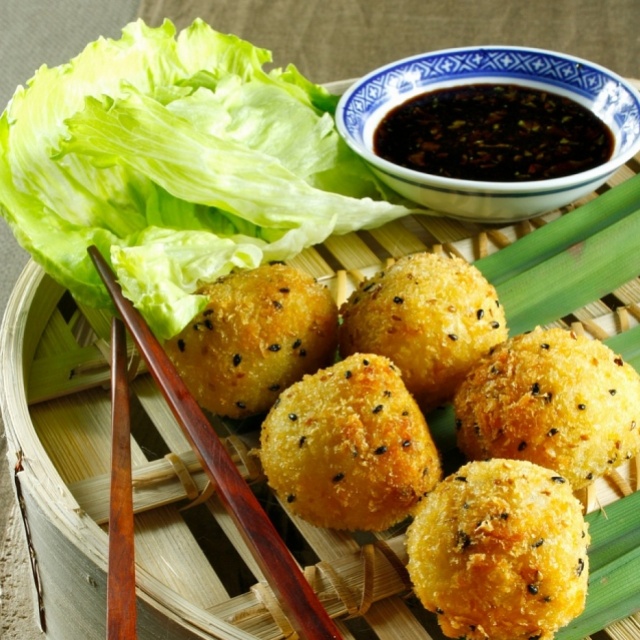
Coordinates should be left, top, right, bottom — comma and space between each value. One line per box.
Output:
2, 81, 640, 640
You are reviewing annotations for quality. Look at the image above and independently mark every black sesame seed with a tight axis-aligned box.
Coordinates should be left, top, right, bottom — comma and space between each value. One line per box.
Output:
279, 287, 290, 293
455, 419, 463, 430
547, 428, 559, 436
268, 344, 281, 352
518, 441, 528, 451
402, 440, 412, 448
476, 309, 484, 320
373, 404, 384, 414
578, 403, 586, 410
490, 321, 501, 329
299, 436, 306, 447
332, 472, 345, 483
272, 300, 283, 310
393, 296, 404, 304
576, 558, 585, 576
551, 476, 566, 483
527, 584, 539, 595
177, 339, 186, 352
456, 530, 471, 550
374, 445, 388, 455
540, 343, 550, 350
236, 401, 246, 409
401, 410, 409, 416
435, 607, 444, 615
586, 472, 594, 480
292, 338, 302, 349
531, 382, 540, 395
532, 538, 545, 548
383, 389, 392, 397
203, 309, 214, 316
614, 357, 624, 366
345, 370, 352, 379
204, 318, 214, 330
543, 596, 552, 603
363, 282, 376, 292
609, 389, 617, 396
530, 634, 543, 640
500, 512, 509, 520
269, 384, 281, 392
455, 476, 468, 482
233, 353, 242, 366
287, 494, 296, 503
299, 349, 307, 357
362, 358, 370, 366
288, 413, 298, 422
448, 333, 459, 341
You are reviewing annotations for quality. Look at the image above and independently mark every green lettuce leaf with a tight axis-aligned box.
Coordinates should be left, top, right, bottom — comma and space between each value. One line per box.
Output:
0, 18, 413, 339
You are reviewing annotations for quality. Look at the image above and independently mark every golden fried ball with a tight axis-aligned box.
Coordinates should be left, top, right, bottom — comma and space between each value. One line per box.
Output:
259, 353, 442, 531
406, 458, 590, 640
339, 252, 508, 412
454, 326, 640, 489
163, 263, 338, 419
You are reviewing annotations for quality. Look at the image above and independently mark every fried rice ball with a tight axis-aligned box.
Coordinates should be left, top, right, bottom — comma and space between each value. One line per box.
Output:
163, 263, 338, 419
454, 326, 640, 489
339, 252, 508, 412
259, 353, 442, 531
406, 458, 590, 640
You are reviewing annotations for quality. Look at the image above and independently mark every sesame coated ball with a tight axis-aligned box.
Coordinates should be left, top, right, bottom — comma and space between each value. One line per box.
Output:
406, 458, 590, 640
454, 326, 640, 489
259, 353, 442, 531
163, 263, 338, 419
339, 252, 508, 412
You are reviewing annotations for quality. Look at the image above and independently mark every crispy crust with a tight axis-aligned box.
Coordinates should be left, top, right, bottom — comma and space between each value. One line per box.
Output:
454, 327, 640, 488
406, 459, 590, 640
339, 252, 508, 411
163, 263, 338, 418
259, 353, 442, 531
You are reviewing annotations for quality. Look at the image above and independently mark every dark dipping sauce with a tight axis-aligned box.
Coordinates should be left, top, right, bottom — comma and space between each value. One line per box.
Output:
373, 83, 615, 182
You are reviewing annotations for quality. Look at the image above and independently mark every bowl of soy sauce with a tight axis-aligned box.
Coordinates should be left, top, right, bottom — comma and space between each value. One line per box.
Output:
336, 46, 640, 223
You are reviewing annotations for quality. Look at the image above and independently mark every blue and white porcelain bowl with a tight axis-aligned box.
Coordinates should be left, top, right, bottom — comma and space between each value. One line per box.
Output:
336, 46, 640, 223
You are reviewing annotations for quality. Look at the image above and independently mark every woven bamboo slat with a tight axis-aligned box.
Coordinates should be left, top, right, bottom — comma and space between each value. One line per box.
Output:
2, 81, 640, 640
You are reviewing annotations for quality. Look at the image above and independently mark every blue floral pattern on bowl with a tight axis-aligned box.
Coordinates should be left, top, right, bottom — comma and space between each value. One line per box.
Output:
341, 47, 640, 154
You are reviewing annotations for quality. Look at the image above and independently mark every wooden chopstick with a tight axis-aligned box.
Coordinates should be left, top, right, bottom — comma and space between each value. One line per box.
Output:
89, 247, 343, 640
107, 317, 137, 640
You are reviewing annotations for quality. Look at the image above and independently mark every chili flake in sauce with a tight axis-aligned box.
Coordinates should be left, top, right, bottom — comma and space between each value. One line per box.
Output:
373, 83, 614, 182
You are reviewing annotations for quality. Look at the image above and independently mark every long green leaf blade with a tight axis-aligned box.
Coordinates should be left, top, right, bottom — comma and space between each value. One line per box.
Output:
552, 489, 640, 640
476, 173, 640, 286
491, 209, 640, 336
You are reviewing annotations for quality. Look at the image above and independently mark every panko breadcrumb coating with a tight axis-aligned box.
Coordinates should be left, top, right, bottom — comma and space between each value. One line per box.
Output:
164, 263, 338, 419
406, 459, 590, 640
454, 326, 640, 489
259, 353, 442, 531
339, 252, 508, 411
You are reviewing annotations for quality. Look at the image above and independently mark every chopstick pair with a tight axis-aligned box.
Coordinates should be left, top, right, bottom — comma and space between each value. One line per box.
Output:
91, 246, 343, 640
